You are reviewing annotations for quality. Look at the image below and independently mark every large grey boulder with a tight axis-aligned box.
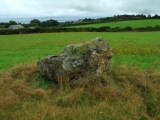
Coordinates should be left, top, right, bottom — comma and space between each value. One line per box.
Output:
37, 37, 113, 86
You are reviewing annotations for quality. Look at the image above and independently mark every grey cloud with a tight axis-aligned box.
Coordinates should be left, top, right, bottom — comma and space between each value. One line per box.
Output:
0, 0, 160, 19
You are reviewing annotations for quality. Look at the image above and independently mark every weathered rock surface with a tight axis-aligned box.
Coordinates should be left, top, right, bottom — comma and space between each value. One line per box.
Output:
37, 37, 113, 85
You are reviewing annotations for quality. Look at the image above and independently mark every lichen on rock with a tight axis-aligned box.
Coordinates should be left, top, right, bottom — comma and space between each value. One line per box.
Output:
37, 37, 114, 86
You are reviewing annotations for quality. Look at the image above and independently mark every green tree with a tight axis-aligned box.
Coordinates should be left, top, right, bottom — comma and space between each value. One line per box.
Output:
30, 19, 42, 27
147, 14, 151, 18
9, 20, 17, 25
42, 19, 59, 27
152, 14, 159, 19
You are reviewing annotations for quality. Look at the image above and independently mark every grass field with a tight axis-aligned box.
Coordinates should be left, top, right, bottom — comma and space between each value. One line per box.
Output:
0, 32, 160, 120
67, 19, 160, 28
1, 32, 160, 70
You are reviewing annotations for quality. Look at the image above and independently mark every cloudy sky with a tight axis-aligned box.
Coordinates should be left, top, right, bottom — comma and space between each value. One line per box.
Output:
0, 0, 160, 20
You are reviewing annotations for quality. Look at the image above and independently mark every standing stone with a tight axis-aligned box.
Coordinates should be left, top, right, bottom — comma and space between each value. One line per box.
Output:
37, 37, 113, 86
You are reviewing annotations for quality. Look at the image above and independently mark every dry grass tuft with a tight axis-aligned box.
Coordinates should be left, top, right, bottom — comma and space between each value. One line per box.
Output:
0, 62, 160, 120
10, 80, 33, 97
9, 62, 39, 81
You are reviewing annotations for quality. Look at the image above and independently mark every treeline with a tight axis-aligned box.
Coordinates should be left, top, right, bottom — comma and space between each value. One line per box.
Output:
1, 14, 160, 28
1, 25, 160, 35
0, 19, 59, 28
61, 14, 160, 27
0, 14, 160, 34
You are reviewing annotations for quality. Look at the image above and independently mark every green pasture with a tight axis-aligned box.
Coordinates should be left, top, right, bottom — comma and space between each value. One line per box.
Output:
67, 19, 160, 28
0, 32, 160, 70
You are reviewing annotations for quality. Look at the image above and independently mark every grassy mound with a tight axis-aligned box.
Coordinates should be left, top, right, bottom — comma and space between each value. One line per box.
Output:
0, 62, 160, 120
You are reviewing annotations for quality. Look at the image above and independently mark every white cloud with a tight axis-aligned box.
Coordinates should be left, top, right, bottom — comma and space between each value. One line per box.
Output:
0, 0, 160, 19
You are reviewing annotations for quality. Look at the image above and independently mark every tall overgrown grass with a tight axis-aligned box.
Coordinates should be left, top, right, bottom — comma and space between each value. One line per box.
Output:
0, 62, 159, 120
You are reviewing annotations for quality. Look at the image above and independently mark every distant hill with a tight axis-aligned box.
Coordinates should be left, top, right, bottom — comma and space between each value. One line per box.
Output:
66, 19, 160, 28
